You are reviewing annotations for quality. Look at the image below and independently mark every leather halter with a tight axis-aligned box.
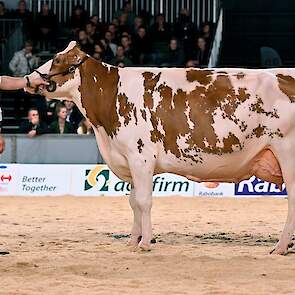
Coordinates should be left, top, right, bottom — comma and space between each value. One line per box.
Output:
34, 55, 89, 92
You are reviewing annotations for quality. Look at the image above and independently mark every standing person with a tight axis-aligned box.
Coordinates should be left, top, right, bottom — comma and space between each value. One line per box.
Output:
0, 75, 49, 153
9, 40, 41, 118
9, 40, 40, 77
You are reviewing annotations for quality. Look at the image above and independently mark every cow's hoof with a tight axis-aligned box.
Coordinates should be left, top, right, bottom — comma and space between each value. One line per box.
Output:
127, 237, 140, 248
138, 241, 151, 252
270, 245, 288, 255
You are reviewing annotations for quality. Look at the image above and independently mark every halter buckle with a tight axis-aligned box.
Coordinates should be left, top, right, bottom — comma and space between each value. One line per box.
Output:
68, 66, 76, 74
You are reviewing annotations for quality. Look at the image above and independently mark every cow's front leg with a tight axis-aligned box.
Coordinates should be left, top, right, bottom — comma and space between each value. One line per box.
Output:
127, 188, 142, 249
128, 157, 154, 251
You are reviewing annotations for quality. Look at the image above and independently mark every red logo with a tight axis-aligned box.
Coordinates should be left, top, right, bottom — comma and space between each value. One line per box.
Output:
0, 174, 12, 183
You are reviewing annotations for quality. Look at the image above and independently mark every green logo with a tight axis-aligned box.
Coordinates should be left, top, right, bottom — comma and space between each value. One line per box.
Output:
84, 166, 110, 191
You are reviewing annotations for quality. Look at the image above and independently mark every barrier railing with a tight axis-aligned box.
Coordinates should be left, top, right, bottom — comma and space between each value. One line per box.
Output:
208, 8, 223, 68
1, 134, 103, 164
33, 0, 96, 23
32, 0, 220, 27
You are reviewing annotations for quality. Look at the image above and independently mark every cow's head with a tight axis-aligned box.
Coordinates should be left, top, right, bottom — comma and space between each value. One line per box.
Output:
34, 41, 88, 99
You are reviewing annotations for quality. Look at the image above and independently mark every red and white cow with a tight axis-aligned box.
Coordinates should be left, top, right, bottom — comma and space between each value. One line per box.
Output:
28, 41, 295, 254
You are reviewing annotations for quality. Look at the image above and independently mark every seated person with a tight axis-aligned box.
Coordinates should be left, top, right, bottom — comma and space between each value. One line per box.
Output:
77, 118, 93, 135
64, 100, 83, 132
49, 103, 75, 134
110, 45, 133, 67
19, 108, 48, 137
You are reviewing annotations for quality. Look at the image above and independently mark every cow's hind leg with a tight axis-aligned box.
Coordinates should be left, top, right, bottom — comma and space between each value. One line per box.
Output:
270, 146, 295, 255
128, 157, 154, 251
127, 188, 142, 249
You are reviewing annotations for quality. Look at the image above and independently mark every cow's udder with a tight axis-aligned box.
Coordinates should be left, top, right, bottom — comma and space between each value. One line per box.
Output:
251, 148, 283, 189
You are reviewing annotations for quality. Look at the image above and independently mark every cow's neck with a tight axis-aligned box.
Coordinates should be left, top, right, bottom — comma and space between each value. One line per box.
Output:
78, 59, 121, 138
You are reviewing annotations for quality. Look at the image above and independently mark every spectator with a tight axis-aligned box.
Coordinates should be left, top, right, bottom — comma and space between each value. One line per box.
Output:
77, 30, 94, 54
99, 39, 114, 62
49, 103, 75, 134
149, 14, 171, 43
117, 13, 130, 36
12, 0, 33, 39
85, 21, 100, 44
108, 23, 119, 43
201, 22, 213, 46
92, 42, 105, 62
69, 5, 88, 36
0, 1, 8, 19
19, 108, 48, 137
34, 3, 58, 50
77, 119, 93, 135
121, 35, 136, 63
64, 100, 82, 131
186, 60, 195, 68
133, 26, 151, 64
132, 16, 144, 34
162, 38, 185, 67
115, 1, 136, 28
104, 31, 117, 56
34, 97, 58, 125
110, 45, 133, 67
174, 8, 195, 58
189, 37, 209, 67
9, 40, 40, 77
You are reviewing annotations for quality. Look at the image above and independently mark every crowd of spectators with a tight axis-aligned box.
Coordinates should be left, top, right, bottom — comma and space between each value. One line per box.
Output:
19, 100, 91, 136
0, 0, 216, 134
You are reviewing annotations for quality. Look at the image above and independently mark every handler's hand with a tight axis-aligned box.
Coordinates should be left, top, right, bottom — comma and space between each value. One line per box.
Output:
25, 77, 49, 94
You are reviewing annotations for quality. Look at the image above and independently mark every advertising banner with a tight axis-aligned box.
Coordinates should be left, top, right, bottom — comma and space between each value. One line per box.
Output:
234, 176, 287, 196
194, 182, 235, 197
0, 164, 18, 195
0, 164, 287, 197
70, 165, 195, 196
16, 164, 72, 196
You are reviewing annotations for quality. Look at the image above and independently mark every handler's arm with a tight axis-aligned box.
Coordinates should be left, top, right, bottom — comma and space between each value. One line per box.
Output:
0, 76, 48, 91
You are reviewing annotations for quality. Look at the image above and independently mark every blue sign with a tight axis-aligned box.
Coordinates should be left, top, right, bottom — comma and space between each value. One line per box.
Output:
235, 176, 287, 196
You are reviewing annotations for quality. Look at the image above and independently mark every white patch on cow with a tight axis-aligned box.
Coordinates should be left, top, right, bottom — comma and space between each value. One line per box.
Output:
57, 41, 77, 55
203, 137, 210, 148
93, 76, 97, 83
28, 59, 53, 80
184, 102, 194, 129
212, 108, 243, 149
117, 68, 146, 109
101, 62, 113, 72
176, 133, 190, 151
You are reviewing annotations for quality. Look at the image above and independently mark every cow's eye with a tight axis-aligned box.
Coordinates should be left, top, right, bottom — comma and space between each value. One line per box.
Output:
55, 58, 60, 64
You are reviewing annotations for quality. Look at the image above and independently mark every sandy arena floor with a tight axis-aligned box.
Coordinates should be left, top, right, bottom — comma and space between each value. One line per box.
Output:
0, 196, 295, 295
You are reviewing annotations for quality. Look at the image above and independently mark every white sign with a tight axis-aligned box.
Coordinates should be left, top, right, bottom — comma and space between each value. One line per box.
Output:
16, 164, 71, 196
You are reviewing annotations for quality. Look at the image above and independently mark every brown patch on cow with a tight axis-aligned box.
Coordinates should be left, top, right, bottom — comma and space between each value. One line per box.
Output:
277, 74, 295, 102
133, 108, 138, 125
186, 69, 213, 85
137, 139, 144, 153
78, 57, 121, 137
249, 96, 279, 118
252, 124, 266, 138
118, 93, 135, 126
142, 72, 161, 109
236, 72, 245, 80
140, 109, 147, 121
146, 73, 260, 162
